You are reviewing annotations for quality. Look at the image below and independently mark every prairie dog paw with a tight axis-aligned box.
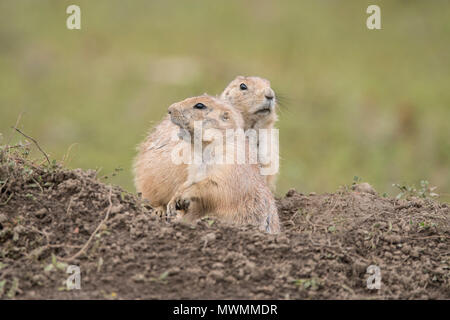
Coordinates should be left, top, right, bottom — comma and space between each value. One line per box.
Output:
175, 197, 190, 211
166, 197, 183, 222
152, 206, 166, 219
167, 196, 191, 222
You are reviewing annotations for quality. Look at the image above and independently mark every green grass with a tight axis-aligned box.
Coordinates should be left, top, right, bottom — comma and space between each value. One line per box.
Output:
0, 1, 449, 202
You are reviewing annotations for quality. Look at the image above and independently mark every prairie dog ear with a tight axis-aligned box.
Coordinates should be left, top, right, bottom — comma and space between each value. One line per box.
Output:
221, 111, 230, 121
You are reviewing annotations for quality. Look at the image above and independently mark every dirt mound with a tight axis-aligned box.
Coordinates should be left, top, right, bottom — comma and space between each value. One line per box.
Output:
0, 148, 449, 299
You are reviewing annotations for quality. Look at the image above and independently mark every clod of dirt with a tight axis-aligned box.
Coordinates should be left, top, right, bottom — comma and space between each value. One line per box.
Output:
0, 149, 449, 299
352, 182, 377, 195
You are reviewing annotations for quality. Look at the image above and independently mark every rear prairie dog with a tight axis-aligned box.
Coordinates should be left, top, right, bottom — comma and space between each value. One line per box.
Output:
220, 76, 279, 191
166, 95, 280, 234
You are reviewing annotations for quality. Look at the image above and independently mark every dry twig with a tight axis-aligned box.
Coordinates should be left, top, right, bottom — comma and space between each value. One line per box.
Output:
12, 127, 50, 166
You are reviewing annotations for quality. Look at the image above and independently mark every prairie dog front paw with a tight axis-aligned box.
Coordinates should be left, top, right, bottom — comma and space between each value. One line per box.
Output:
151, 206, 166, 219
167, 196, 190, 221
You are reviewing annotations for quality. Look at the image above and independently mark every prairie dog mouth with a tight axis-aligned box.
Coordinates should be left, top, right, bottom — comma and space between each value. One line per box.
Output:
255, 100, 274, 114
170, 115, 181, 126
170, 116, 191, 139
255, 107, 271, 114
170, 114, 188, 129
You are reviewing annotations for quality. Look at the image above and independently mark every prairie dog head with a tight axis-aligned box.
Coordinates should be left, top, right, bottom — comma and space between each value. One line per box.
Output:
220, 76, 278, 130
168, 95, 244, 138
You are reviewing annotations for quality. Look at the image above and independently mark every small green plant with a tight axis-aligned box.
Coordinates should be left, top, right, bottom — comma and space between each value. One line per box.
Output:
112, 166, 123, 177
44, 254, 68, 273
25, 193, 36, 200
149, 270, 169, 284
327, 225, 336, 233
340, 175, 363, 193
352, 176, 362, 186
418, 221, 436, 230
294, 277, 321, 290
393, 180, 439, 199
100, 166, 124, 180
418, 180, 439, 198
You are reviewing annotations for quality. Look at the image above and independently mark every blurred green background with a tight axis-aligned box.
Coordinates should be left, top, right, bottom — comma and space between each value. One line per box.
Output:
0, 0, 449, 201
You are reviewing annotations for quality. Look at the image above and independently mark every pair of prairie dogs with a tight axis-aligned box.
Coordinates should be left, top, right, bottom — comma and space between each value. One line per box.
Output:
134, 76, 280, 233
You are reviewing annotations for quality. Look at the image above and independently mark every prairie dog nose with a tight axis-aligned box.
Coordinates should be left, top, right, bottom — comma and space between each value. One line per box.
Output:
264, 88, 275, 100
168, 105, 176, 114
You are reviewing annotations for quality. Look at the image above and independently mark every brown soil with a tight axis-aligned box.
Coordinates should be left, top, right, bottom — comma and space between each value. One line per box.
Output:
0, 148, 449, 300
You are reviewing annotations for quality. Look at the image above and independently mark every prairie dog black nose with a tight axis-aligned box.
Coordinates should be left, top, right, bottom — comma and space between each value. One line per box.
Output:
168, 105, 176, 114
264, 87, 275, 101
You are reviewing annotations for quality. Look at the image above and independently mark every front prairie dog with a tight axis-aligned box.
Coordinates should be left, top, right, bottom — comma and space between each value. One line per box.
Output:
133, 116, 185, 213
166, 95, 280, 234
133, 76, 279, 212
221, 76, 279, 191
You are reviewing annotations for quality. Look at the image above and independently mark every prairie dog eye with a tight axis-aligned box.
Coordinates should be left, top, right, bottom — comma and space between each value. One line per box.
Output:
193, 103, 207, 110
239, 83, 247, 90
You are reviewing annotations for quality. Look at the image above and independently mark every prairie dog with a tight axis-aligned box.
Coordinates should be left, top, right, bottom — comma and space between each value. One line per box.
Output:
220, 76, 279, 191
166, 95, 280, 234
133, 116, 186, 214
220, 76, 278, 130
133, 76, 279, 212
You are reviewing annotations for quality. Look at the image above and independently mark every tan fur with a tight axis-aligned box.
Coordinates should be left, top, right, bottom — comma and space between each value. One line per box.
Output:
133, 115, 188, 212
133, 76, 279, 211
166, 95, 280, 234
220, 76, 279, 191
